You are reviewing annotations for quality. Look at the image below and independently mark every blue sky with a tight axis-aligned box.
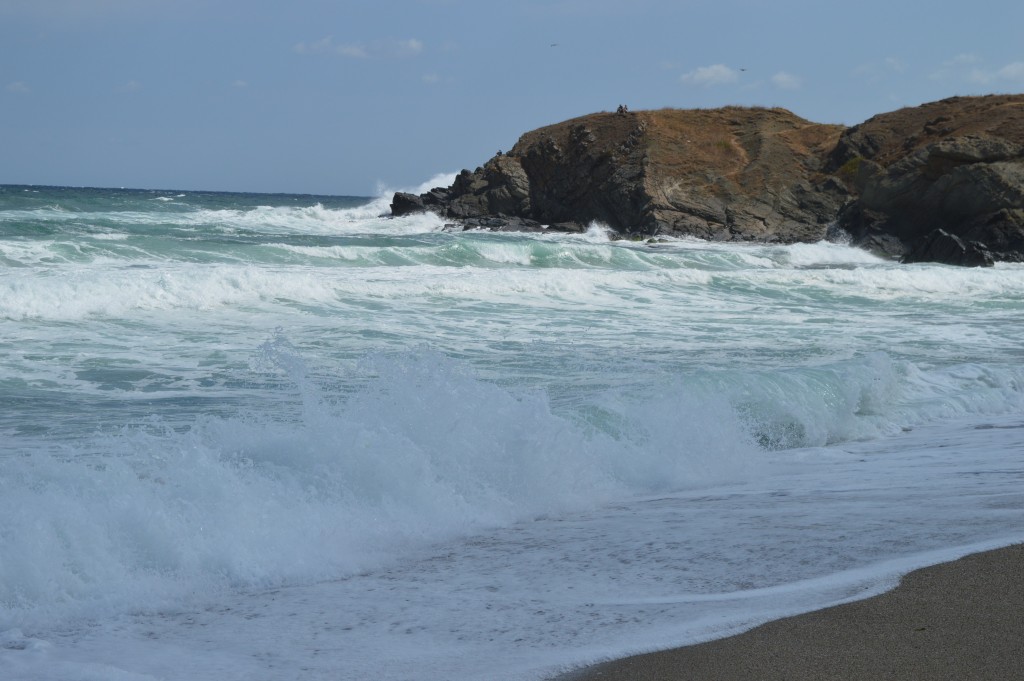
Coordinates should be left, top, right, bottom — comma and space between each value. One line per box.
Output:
2, 0, 1022, 196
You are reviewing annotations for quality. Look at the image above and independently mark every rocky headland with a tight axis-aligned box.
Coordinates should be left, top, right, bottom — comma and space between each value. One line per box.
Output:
392, 95, 1024, 266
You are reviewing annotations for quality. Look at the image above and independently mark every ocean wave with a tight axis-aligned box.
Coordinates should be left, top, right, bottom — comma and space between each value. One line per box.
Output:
2, 339, 1023, 633
0, 342, 757, 630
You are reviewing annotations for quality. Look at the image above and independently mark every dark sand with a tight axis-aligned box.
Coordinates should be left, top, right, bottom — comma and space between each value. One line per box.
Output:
557, 544, 1024, 681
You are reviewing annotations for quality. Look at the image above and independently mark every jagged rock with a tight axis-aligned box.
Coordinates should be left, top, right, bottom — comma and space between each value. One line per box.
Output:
422, 187, 453, 208
961, 209, 1024, 262
547, 222, 586, 233
390, 192, 426, 216
393, 108, 845, 242
902, 229, 994, 267
832, 95, 1024, 264
461, 215, 545, 232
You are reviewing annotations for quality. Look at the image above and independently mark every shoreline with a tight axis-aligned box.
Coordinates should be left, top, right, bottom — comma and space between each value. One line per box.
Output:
554, 544, 1024, 680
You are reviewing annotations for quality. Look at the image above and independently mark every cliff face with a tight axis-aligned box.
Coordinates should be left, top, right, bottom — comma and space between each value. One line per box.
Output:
392, 95, 1024, 265
829, 95, 1024, 265
639, 107, 846, 242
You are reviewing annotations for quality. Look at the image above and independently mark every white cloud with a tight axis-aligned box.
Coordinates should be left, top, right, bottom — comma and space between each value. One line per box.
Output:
854, 56, 905, 84
933, 56, 1024, 85
422, 73, 440, 84
232, 79, 248, 89
884, 57, 905, 73
337, 43, 369, 59
396, 38, 423, 56
6, 81, 30, 93
294, 36, 423, 59
945, 53, 981, 66
118, 80, 141, 92
771, 71, 802, 90
680, 64, 739, 87
996, 62, 1024, 82
294, 36, 367, 58
967, 68, 994, 85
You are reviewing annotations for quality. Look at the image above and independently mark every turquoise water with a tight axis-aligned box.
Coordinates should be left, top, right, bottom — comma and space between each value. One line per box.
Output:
1, 184, 1023, 680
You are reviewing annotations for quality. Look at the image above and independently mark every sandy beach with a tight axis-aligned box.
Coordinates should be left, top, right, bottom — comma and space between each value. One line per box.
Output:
557, 544, 1024, 681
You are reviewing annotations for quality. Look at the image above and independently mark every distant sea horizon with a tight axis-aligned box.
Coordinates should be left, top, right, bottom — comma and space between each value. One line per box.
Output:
3, 181, 372, 199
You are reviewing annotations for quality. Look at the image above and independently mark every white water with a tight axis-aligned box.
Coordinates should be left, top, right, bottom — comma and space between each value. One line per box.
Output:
1, 185, 1023, 680
3, 412, 1022, 681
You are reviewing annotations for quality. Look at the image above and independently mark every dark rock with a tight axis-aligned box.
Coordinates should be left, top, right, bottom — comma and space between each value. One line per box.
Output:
422, 187, 452, 207
390, 192, 426, 216
833, 95, 1024, 263
962, 209, 1024, 262
461, 216, 545, 232
547, 222, 587, 233
901, 229, 994, 267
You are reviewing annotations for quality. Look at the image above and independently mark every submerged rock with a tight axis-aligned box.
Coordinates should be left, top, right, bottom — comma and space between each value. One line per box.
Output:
901, 229, 994, 267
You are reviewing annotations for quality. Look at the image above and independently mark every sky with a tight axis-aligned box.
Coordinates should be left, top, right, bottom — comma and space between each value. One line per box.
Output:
2, 0, 1023, 196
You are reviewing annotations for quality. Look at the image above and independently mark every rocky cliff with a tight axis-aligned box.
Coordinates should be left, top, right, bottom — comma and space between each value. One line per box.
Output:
828, 95, 1024, 266
392, 95, 1024, 265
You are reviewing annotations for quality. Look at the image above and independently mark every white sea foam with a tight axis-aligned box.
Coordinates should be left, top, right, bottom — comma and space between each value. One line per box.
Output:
2, 344, 1021, 635
0, 208, 70, 224
3, 187, 1024, 681
0, 342, 757, 633
0, 240, 58, 265
268, 243, 366, 262
772, 240, 888, 267
0, 265, 340, 320
470, 241, 535, 266
3, 409, 1022, 681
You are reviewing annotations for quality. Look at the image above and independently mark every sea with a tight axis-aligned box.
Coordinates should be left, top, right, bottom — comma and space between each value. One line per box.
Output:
1, 181, 1023, 681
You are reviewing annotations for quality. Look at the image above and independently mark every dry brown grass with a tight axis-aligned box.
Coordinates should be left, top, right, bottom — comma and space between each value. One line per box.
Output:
639, 108, 844, 192
843, 94, 1024, 167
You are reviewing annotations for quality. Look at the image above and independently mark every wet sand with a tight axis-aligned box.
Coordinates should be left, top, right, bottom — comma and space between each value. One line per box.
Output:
556, 544, 1024, 680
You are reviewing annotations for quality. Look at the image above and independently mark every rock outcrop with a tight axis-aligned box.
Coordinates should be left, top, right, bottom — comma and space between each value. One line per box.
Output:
828, 95, 1024, 264
394, 95, 1024, 265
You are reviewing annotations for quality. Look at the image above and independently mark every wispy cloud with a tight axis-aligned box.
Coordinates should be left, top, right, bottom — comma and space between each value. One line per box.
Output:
884, 57, 906, 73
853, 56, 905, 84
232, 79, 248, 89
294, 36, 366, 57
680, 64, 739, 87
997, 62, 1024, 81
945, 53, 982, 67
294, 36, 423, 59
930, 54, 1024, 85
117, 80, 142, 92
6, 81, 30, 93
771, 71, 802, 90
395, 38, 424, 57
